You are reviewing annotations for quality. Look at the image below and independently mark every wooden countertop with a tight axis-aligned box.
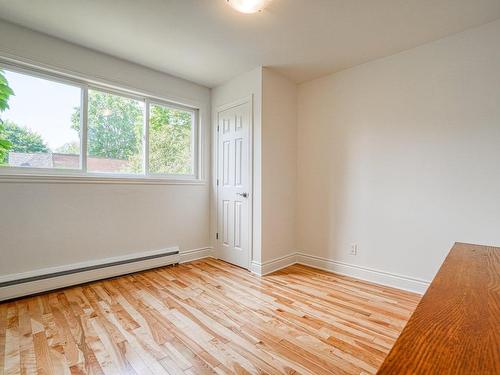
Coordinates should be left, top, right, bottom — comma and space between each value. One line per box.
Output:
377, 242, 500, 375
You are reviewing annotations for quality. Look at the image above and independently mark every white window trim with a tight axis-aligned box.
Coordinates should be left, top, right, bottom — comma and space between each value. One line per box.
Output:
0, 59, 203, 185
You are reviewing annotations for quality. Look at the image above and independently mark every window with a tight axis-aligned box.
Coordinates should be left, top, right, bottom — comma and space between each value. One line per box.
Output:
149, 103, 194, 176
0, 63, 199, 180
0, 69, 82, 170
86, 89, 144, 174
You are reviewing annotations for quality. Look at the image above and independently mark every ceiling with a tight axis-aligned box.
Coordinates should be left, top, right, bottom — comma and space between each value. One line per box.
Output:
0, 0, 499, 88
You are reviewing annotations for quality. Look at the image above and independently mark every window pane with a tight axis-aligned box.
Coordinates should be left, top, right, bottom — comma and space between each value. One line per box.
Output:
149, 104, 194, 175
86, 89, 144, 174
0, 68, 81, 169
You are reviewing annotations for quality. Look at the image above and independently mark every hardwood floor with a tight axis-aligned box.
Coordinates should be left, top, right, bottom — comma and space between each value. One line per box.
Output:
0, 259, 419, 375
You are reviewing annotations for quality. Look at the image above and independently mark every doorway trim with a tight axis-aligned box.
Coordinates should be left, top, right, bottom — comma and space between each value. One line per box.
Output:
214, 95, 254, 270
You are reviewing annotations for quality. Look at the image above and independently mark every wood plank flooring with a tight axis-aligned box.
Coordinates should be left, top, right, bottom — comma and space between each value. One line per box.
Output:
0, 259, 419, 375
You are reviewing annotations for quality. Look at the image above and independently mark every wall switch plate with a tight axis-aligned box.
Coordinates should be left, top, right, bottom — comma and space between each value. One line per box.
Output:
350, 243, 358, 255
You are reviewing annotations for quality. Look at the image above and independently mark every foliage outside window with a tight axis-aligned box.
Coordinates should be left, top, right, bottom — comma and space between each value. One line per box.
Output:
0, 69, 15, 162
0, 65, 197, 178
149, 103, 193, 175
72, 90, 145, 174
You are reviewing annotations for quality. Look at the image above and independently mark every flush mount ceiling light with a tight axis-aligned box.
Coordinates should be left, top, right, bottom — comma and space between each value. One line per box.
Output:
226, 0, 271, 14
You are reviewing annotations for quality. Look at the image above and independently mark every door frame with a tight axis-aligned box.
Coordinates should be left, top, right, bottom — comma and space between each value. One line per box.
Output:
214, 95, 254, 270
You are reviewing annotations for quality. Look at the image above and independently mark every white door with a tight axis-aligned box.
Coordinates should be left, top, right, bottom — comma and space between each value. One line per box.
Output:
217, 101, 251, 269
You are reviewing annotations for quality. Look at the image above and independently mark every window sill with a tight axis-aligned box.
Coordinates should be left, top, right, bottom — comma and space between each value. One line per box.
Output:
0, 172, 206, 185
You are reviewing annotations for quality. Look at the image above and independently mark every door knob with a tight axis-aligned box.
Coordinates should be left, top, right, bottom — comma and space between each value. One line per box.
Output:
237, 192, 249, 198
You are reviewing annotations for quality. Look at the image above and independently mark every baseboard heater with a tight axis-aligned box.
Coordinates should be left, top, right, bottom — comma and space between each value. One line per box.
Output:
0, 247, 180, 301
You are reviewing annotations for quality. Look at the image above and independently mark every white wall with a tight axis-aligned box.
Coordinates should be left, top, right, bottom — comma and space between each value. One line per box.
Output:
261, 68, 297, 262
297, 19, 500, 283
211, 67, 263, 263
0, 21, 211, 276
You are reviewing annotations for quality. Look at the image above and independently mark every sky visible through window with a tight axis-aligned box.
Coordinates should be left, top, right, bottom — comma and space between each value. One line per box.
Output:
3, 70, 81, 150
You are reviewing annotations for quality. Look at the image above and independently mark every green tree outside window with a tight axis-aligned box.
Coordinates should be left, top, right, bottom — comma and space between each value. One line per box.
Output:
0, 69, 14, 164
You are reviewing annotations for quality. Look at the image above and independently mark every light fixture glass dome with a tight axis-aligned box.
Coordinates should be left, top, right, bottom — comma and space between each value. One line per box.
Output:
226, 0, 271, 14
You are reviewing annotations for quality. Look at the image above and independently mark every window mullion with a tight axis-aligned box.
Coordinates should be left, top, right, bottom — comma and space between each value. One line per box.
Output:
81, 87, 89, 173
144, 99, 150, 175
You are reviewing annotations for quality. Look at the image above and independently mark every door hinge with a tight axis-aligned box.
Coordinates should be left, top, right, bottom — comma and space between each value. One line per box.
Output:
217, 179, 219, 186
217, 125, 220, 132
216, 232, 219, 240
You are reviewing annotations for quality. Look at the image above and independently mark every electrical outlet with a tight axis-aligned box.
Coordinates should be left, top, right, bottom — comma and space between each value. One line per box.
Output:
350, 243, 358, 255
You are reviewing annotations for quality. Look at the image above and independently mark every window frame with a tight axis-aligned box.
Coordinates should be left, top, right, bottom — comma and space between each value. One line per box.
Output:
0, 60, 201, 183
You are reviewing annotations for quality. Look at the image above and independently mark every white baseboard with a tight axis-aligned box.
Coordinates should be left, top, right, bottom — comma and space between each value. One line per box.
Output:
249, 251, 430, 294
250, 253, 297, 276
295, 253, 430, 294
0, 247, 180, 301
249, 261, 260, 274
179, 247, 215, 263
